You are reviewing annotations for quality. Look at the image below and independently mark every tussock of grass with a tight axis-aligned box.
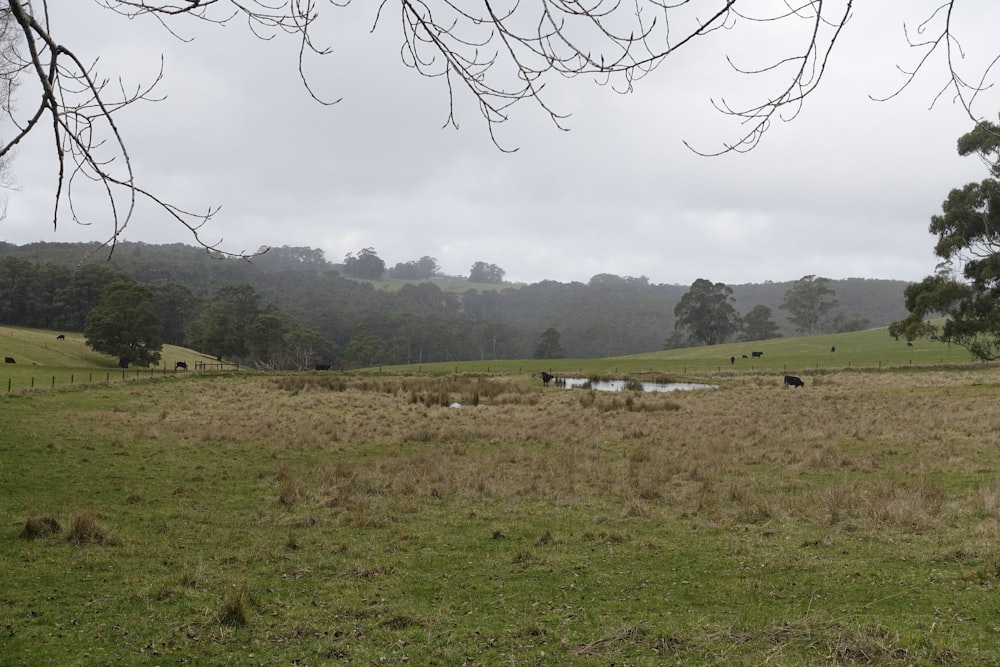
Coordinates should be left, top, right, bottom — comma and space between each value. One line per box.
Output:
19, 515, 60, 539
381, 615, 417, 630
217, 586, 253, 627
66, 511, 110, 545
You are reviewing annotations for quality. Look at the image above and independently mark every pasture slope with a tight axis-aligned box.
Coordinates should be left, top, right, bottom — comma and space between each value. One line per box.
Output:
2, 323, 973, 384
381, 325, 977, 377
0, 326, 221, 391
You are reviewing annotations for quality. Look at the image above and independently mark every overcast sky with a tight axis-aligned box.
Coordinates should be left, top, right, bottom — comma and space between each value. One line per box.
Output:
1, 2, 998, 286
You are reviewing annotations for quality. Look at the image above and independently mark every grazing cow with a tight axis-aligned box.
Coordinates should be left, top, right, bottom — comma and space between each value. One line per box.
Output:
751, 351, 764, 359
741, 354, 748, 359
4, 356, 14, 364
540, 372, 555, 385
56, 334, 65, 340
314, 363, 332, 371
907, 342, 913, 347
784, 375, 805, 388
175, 361, 188, 370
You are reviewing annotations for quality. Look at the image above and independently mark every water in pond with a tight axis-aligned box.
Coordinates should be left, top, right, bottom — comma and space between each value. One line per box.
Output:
559, 378, 716, 393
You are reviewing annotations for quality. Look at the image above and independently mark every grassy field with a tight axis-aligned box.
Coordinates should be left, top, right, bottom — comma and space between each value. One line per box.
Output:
0, 327, 229, 392
3, 329, 1000, 665
380, 325, 975, 377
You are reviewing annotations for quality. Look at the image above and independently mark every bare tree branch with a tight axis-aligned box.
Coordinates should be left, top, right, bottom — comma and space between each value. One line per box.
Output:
0, 1, 994, 251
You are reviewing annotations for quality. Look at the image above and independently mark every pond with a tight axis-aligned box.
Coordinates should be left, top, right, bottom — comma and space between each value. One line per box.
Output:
558, 378, 717, 393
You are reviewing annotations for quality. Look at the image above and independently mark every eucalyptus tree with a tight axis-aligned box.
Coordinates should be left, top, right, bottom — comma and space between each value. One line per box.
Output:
469, 262, 506, 285
780, 275, 839, 335
740, 305, 783, 342
673, 279, 741, 346
1, 1, 994, 251
343, 248, 386, 281
890, 117, 1000, 360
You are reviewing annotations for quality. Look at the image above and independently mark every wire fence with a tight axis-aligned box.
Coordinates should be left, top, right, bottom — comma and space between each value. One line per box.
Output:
3, 362, 241, 394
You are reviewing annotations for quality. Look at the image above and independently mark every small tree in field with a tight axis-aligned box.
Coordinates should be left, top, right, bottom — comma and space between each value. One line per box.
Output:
84, 282, 163, 368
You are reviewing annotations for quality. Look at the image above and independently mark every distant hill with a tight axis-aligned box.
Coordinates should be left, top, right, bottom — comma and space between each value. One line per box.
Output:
0, 241, 913, 361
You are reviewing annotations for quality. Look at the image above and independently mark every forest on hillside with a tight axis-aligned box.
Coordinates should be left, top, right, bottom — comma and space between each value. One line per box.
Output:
0, 242, 911, 367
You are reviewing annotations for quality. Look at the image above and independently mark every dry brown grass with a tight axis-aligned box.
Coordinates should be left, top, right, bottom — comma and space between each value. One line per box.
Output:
19, 515, 60, 539
75, 368, 1000, 541
66, 511, 110, 545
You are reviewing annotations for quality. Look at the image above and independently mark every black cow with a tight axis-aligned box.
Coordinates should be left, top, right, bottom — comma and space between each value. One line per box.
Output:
830, 346, 836, 353
540, 372, 555, 386
907, 342, 913, 347
751, 351, 764, 359
314, 363, 332, 371
56, 334, 65, 340
784, 375, 805, 388
730, 356, 735, 365
4, 356, 14, 364
175, 361, 188, 370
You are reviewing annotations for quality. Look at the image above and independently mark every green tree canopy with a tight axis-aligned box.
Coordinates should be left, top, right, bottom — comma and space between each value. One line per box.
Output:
469, 262, 506, 284
83, 282, 163, 368
345, 323, 385, 367
388, 256, 440, 280
184, 284, 264, 361
740, 304, 782, 342
343, 248, 386, 280
246, 310, 336, 370
780, 275, 839, 335
673, 279, 741, 346
533, 326, 567, 359
891, 117, 1000, 360
185, 301, 241, 361
151, 283, 199, 346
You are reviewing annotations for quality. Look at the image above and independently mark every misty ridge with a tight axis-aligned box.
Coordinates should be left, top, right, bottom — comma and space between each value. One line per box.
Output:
0, 241, 910, 362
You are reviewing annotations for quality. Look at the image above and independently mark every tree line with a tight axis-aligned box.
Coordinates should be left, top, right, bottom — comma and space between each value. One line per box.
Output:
0, 241, 912, 369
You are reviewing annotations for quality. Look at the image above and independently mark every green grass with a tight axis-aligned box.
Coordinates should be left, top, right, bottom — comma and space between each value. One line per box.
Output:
380, 325, 975, 377
4, 363, 1000, 664
0, 326, 229, 392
